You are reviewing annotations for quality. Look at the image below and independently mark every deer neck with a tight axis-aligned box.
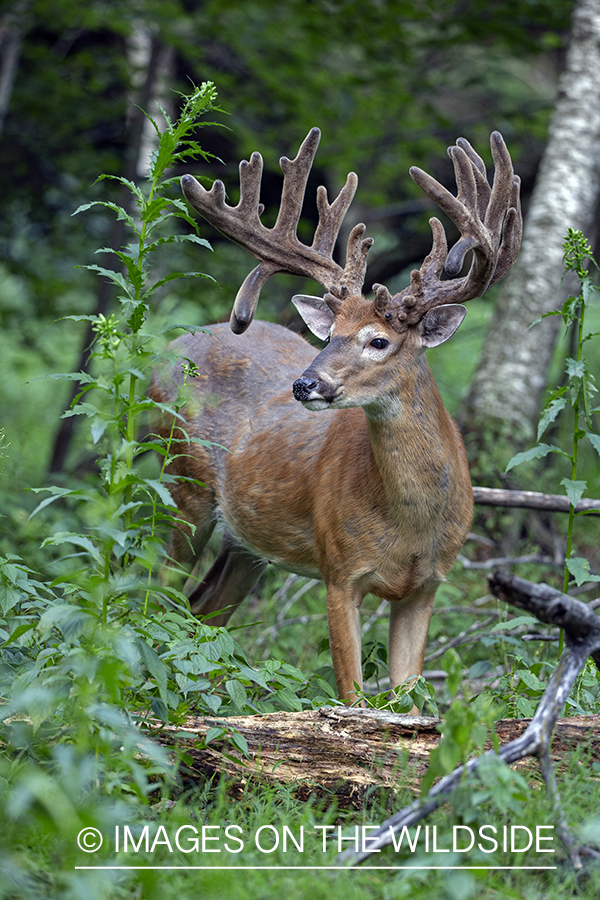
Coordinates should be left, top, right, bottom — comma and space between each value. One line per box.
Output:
363, 356, 456, 520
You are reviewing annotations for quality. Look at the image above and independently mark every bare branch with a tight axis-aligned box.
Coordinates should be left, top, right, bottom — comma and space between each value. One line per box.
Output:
338, 572, 600, 868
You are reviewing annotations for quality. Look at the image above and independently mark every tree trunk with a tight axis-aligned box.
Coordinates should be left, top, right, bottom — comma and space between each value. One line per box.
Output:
459, 0, 600, 468
0, 0, 29, 137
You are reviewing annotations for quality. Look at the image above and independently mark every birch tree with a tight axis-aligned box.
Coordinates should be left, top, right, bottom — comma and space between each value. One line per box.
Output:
459, 0, 600, 465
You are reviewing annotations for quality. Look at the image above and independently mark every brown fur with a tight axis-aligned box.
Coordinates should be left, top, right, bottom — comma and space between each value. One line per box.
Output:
149, 310, 473, 702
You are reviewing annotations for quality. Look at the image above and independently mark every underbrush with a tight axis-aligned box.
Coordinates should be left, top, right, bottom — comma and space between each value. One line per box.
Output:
2, 86, 600, 897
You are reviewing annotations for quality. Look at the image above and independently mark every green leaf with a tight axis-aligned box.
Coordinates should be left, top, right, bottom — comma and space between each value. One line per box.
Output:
137, 638, 169, 704
79, 265, 134, 298
515, 696, 535, 717
225, 679, 248, 709
587, 432, 600, 459
516, 668, 544, 692
142, 271, 215, 299
565, 556, 600, 586
490, 615, 537, 632
141, 478, 177, 509
91, 419, 109, 444
28, 486, 92, 518
505, 443, 568, 472
230, 732, 249, 756
0, 621, 36, 647
60, 402, 103, 420
145, 234, 212, 252
95, 173, 146, 206
537, 397, 566, 440
205, 726, 227, 745
566, 357, 585, 379
560, 477, 587, 507
72, 200, 138, 232
41, 532, 101, 562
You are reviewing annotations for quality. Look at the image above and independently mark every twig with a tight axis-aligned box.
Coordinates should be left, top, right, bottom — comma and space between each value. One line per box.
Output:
338, 571, 600, 868
457, 553, 557, 570
424, 614, 497, 662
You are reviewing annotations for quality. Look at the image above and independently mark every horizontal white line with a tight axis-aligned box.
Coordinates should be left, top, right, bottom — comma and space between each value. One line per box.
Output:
74, 865, 558, 871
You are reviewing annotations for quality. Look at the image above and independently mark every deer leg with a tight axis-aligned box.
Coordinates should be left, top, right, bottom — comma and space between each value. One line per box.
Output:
326, 585, 363, 704
388, 589, 437, 689
188, 533, 266, 626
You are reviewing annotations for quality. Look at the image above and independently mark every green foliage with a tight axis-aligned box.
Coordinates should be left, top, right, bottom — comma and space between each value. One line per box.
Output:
506, 229, 600, 656
0, 89, 337, 900
356, 673, 439, 717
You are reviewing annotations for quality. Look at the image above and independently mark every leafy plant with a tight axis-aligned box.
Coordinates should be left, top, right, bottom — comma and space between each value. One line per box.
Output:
507, 229, 600, 629
0, 83, 333, 830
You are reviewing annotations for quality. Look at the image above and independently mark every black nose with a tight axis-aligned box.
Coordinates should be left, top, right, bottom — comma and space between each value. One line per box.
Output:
293, 375, 319, 401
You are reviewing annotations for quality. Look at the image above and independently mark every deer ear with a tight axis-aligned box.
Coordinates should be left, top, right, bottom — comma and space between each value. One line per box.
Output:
420, 304, 467, 348
292, 294, 335, 341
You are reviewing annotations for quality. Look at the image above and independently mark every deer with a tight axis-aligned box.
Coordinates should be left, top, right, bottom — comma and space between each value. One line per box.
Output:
149, 128, 521, 704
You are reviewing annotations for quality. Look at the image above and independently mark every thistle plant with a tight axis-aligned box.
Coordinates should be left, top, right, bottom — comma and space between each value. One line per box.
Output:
506, 228, 600, 653
0, 85, 332, 805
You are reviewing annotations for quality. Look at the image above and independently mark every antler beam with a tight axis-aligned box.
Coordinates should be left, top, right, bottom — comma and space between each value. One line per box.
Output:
375, 132, 522, 330
181, 128, 372, 333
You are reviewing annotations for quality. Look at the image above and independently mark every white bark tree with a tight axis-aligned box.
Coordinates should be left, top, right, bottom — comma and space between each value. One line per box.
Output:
460, 0, 600, 457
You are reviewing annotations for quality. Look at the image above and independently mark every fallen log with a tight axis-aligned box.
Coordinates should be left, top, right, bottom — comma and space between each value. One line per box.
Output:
158, 707, 600, 809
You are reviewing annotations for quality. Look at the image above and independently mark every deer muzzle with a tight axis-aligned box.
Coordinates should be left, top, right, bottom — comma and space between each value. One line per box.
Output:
292, 372, 339, 407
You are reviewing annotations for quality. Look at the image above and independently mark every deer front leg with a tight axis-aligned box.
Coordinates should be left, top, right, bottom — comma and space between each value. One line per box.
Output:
388, 588, 437, 690
326, 584, 363, 704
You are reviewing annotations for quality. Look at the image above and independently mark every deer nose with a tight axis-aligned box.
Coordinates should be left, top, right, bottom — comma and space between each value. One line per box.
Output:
292, 375, 319, 401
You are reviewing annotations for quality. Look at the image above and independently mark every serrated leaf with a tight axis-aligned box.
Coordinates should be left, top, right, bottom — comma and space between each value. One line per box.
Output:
142, 271, 215, 298
587, 432, 600, 459
565, 556, 600, 586
560, 477, 587, 507
72, 200, 138, 232
145, 234, 212, 252
142, 478, 177, 508
95, 173, 146, 205
505, 443, 567, 472
537, 397, 566, 440
61, 402, 102, 419
81, 264, 134, 298
566, 357, 585, 379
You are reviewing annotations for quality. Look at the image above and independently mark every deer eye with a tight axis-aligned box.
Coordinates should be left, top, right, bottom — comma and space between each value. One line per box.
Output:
370, 338, 389, 350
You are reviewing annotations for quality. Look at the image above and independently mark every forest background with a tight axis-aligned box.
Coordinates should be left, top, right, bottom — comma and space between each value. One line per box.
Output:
2, 1, 600, 899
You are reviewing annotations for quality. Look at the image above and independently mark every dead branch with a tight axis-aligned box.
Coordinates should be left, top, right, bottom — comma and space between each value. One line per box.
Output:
338, 571, 600, 868
473, 485, 600, 515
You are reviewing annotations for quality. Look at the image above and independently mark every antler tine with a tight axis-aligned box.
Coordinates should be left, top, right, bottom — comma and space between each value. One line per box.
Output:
181, 128, 372, 333
275, 127, 321, 238
375, 132, 521, 331
488, 173, 522, 287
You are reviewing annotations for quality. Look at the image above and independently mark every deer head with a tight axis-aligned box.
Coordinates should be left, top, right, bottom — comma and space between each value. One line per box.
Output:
180, 128, 521, 418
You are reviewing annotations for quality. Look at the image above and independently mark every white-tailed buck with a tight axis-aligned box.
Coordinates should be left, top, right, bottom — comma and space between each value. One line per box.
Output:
150, 128, 521, 702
